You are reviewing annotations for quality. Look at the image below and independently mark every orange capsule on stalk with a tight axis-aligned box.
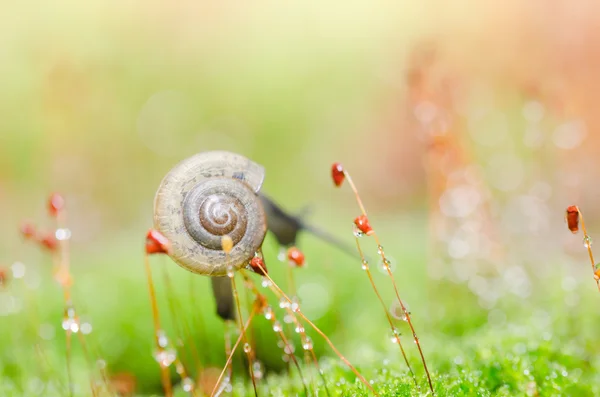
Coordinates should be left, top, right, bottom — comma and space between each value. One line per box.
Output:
331, 163, 345, 187
287, 247, 305, 267
40, 233, 58, 251
48, 193, 65, 217
0, 267, 8, 287
20, 222, 37, 239
565, 206, 580, 234
249, 256, 268, 276
354, 214, 374, 236
145, 229, 171, 255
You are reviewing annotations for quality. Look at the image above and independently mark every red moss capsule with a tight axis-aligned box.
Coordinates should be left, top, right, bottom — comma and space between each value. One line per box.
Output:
249, 256, 268, 275
565, 206, 580, 234
0, 267, 8, 287
48, 193, 65, 217
287, 247, 305, 267
40, 233, 58, 251
354, 214, 374, 236
20, 222, 37, 239
145, 229, 171, 255
331, 163, 345, 187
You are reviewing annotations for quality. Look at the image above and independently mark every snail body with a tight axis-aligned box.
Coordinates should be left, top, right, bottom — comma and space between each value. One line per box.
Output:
153, 151, 267, 277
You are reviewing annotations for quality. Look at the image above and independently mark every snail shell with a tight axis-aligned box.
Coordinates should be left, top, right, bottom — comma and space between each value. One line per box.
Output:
153, 151, 267, 276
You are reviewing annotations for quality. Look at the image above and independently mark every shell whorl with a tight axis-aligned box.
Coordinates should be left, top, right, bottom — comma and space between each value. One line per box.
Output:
153, 151, 267, 276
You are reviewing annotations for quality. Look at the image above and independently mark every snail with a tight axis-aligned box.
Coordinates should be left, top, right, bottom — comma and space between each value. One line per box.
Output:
153, 150, 358, 320
154, 150, 267, 277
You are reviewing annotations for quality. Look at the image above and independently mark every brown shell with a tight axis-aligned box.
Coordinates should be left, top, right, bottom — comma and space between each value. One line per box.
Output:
153, 151, 267, 276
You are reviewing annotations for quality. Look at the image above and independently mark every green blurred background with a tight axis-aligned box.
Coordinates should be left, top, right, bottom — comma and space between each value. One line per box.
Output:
3, 1, 600, 395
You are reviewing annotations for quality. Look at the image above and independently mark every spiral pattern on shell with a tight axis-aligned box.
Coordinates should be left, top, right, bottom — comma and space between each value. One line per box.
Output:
153, 151, 267, 276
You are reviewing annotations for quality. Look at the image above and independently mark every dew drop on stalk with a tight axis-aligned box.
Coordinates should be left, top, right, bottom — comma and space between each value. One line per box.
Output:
154, 348, 177, 367
253, 361, 264, 380
389, 299, 411, 321
377, 245, 384, 255
284, 343, 295, 355
55, 228, 72, 241
295, 324, 305, 333
389, 328, 401, 344
583, 236, 593, 248
156, 330, 169, 348
272, 321, 282, 332
261, 277, 272, 288
290, 296, 300, 312
263, 306, 273, 320
353, 225, 364, 238
182, 377, 194, 392
243, 343, 252, 353
303, 336, 313, 350
279, 297, 290, 309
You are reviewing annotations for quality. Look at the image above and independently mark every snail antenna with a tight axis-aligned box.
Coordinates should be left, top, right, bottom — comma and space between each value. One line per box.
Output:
258, 193, 360, 260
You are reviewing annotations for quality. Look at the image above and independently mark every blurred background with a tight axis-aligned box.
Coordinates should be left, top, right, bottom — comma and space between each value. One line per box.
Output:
3, 0, 600, 395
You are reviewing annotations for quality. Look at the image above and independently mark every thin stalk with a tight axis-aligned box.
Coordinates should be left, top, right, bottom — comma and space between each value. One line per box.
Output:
211, 308, 257, 397
229, 273, 258, 397
241, 272, 310, 396
344, 171, 434, 394
575, 207, 600, 291
252, 263, 378, 396
144, 253, 173, 397
354, 237, 418, 388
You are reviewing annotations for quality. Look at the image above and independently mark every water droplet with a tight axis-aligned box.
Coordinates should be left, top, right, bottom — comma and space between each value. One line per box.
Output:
182, 377, 194, 392
279, 297, 290, 309
175, 361, 185, 375
389, 300, 411, 321
584, 236, 593, 248
97, 359, 106, 370
389, 328, 401, 344
156, 330, 169, 348
378, 256, 397, 275
353, 225, 364, 238
261, 277, 272, 288
153, 349, 177, 367
226, 265, 235, 278
290, 297, 300, 312
361, 260, 369, 270
243, 343, 252, 353
55, 228, 72, 241
263, 306, 273, 320
252, 361, 264, 380
284, 343, 295, 355
61, 317, 79, 333
294, 324, 305, 333
283, 314, 294, 324
272, 321, 282, 332
303, 337, 313, 350
377, 245, 384, 255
